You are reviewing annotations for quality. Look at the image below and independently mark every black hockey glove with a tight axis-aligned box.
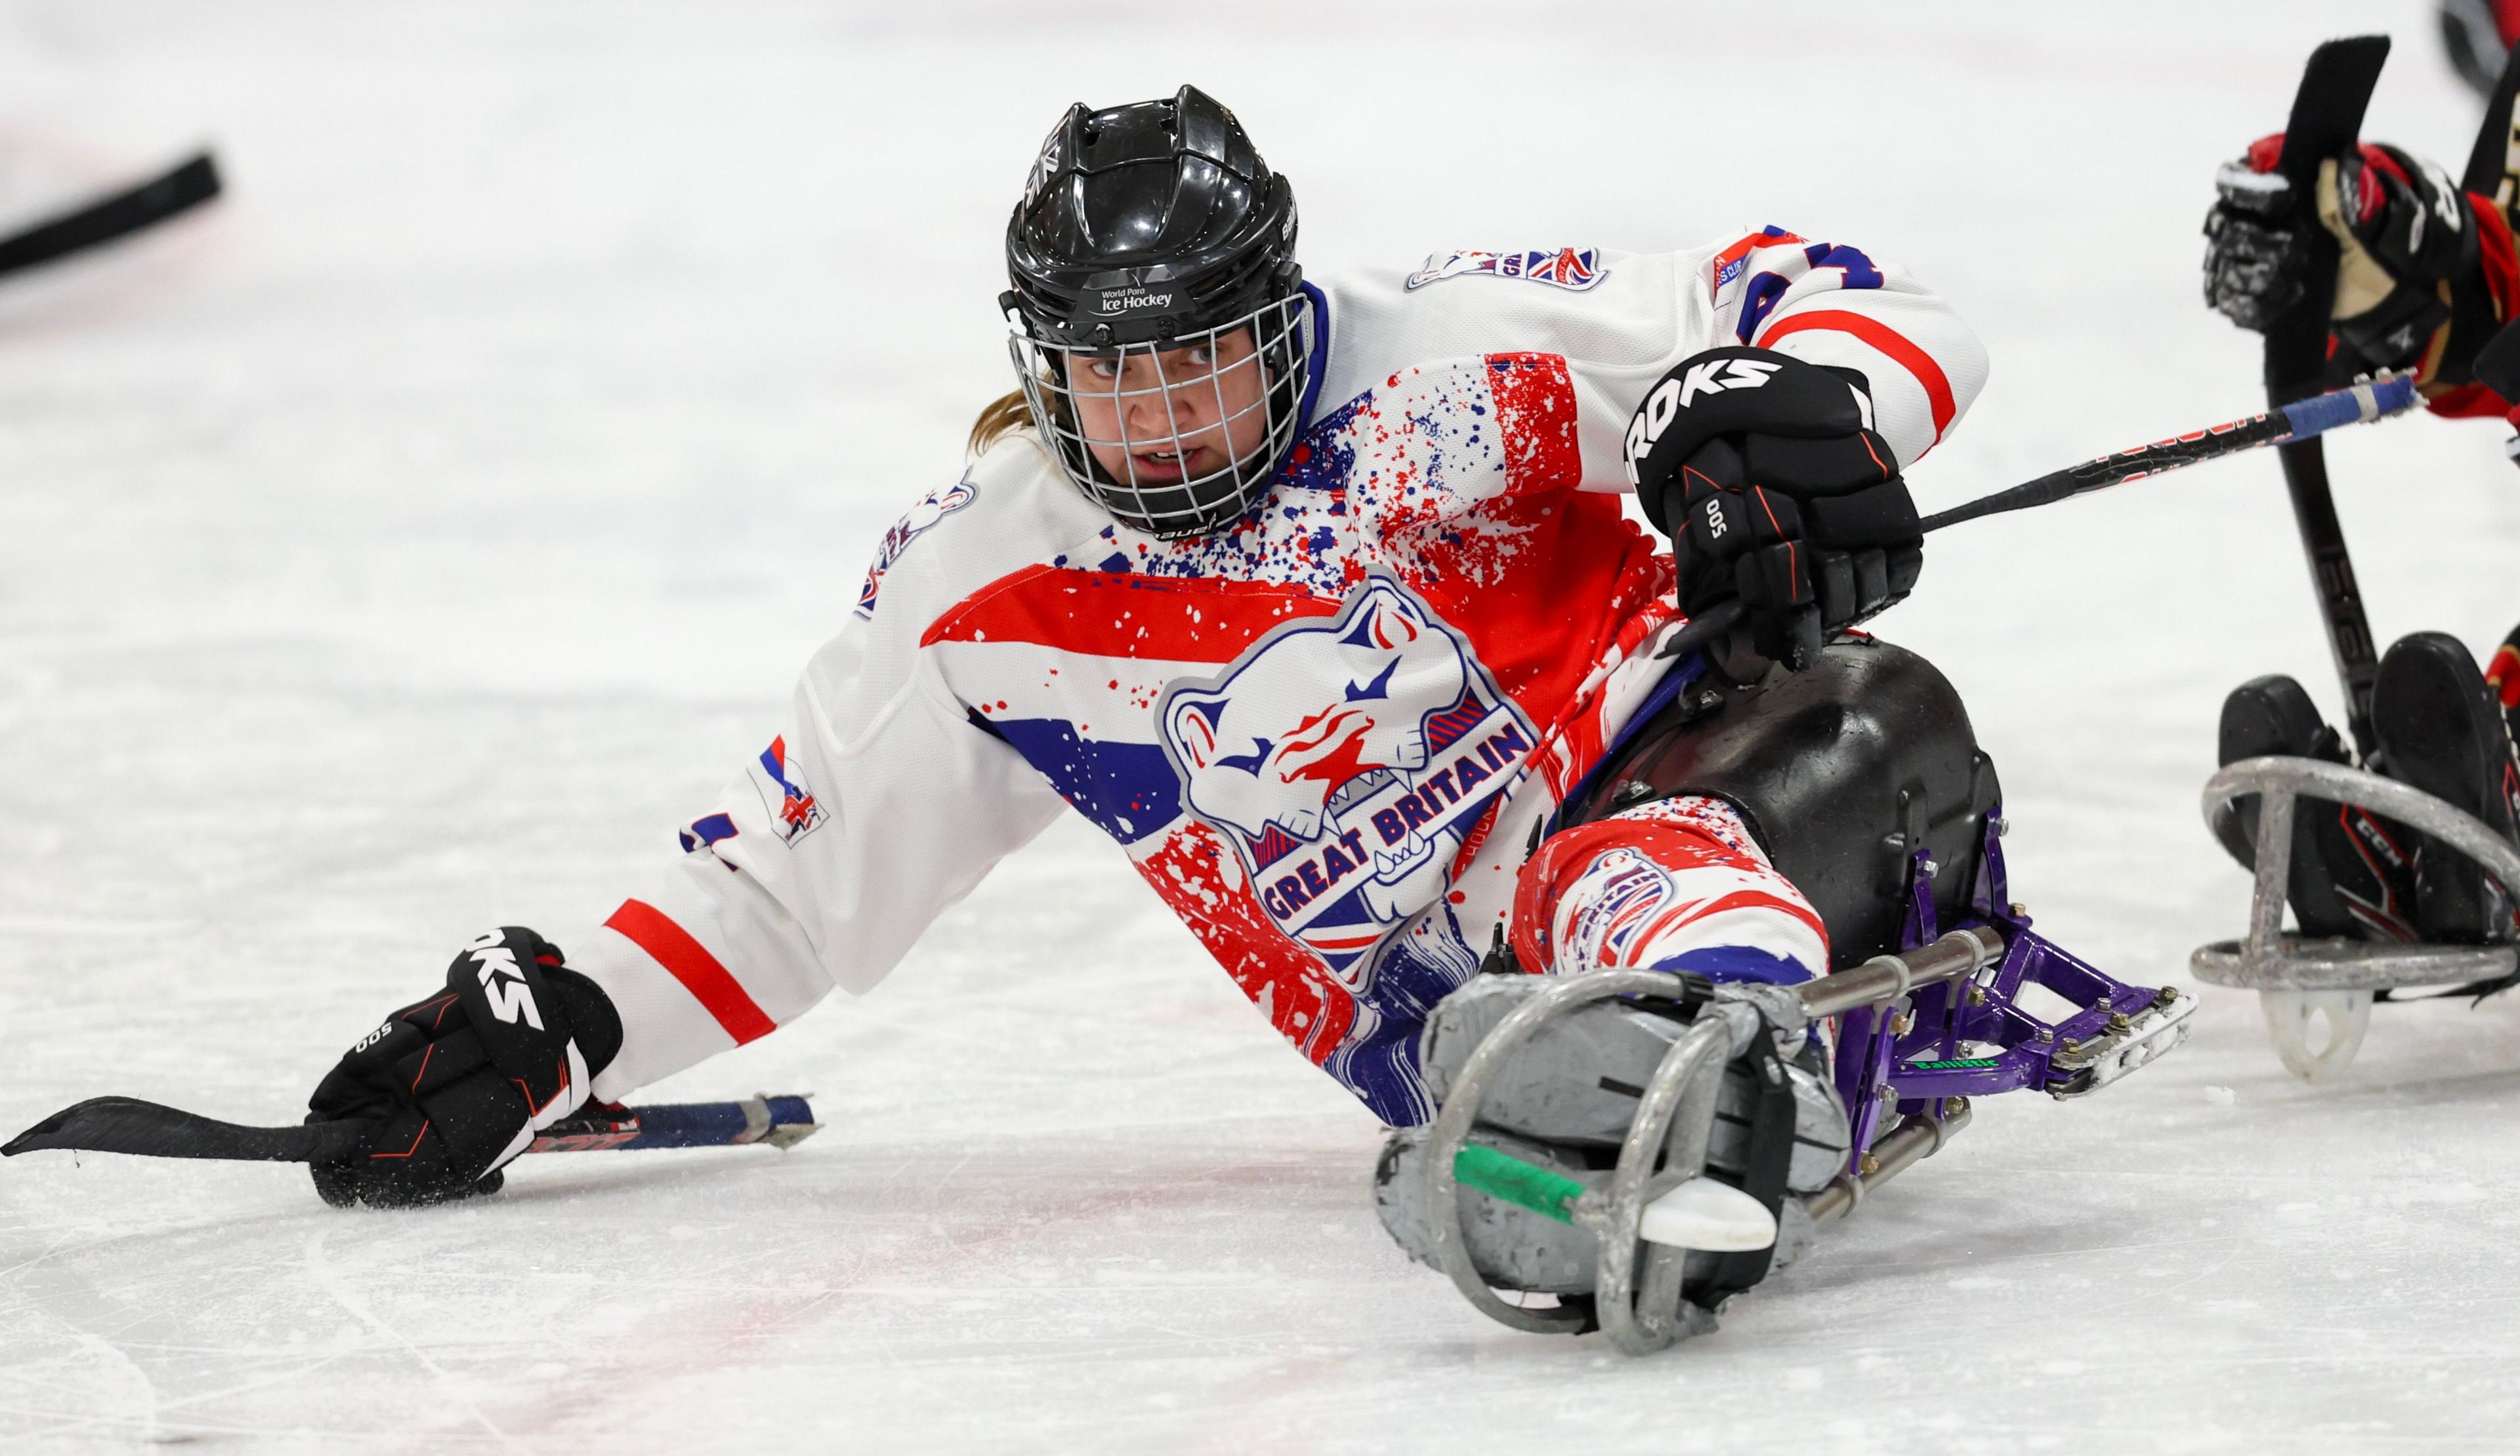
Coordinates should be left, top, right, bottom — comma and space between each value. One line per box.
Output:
305, 927, 622, 1209
2204, 135, 2494, 385
1625, 346, 1921, 670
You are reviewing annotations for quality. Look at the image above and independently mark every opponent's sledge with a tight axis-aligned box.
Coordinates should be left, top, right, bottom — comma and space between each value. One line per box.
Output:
1376, 638, 2196, 1355
2192, 757, 2519, 1078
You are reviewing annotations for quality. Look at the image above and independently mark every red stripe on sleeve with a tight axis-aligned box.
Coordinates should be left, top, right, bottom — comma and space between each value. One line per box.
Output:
604, 899, 777, 1045
1709, 228, 1811, 286
1755, 308, 1957, 442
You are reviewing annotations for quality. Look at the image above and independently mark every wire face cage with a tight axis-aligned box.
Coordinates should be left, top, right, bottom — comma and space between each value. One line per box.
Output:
1007, 291, 1312, 539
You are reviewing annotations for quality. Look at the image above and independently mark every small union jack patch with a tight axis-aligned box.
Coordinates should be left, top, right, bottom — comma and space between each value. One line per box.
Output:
755, 736, 827, 844
1404, 246, 1605, 293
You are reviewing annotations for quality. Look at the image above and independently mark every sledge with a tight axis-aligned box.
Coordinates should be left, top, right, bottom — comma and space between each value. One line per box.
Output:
2192, 758, 2519, 1077
1413, 801, 2193, 1355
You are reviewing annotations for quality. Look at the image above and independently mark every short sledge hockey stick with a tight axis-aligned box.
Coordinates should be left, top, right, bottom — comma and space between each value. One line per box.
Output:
1658, 373, 2422, 663
0, 151, 222, 281
1918, 372, 2419, 532
1, 1092, 819, 1163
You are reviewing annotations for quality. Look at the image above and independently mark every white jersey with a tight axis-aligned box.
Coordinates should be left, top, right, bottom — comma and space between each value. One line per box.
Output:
570, 228, 1988, 1125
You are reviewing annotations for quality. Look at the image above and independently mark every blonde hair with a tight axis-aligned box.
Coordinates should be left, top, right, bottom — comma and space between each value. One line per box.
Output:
967, 388, 1037, 459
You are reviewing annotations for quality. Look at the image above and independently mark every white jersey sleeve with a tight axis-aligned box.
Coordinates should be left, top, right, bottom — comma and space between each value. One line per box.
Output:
1311, 229, 1987, 486
568, 446, 1078, 1100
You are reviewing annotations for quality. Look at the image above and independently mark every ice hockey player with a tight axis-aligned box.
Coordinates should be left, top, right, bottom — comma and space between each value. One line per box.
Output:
301, 87, 1990, 1310
2202, 127, 2520, 948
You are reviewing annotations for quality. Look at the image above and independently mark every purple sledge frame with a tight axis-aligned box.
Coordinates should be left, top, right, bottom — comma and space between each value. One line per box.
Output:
1833, 812, 2181, 1163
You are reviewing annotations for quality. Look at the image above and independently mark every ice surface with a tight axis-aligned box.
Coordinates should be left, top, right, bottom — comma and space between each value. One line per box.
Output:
3, 2, 2517, 1451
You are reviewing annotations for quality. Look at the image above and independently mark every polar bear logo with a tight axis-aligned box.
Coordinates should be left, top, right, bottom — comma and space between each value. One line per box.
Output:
1162, 579, 1474, 848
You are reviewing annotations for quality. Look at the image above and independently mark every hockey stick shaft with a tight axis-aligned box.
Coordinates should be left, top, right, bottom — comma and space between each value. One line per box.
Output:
1917, 373, 2417, 532
529, 1094, 820, 1153
1660, 374, 2421, 663
2263, 36, 2393, 762
0, 152, 222, 281
1, 1093, 818, 1163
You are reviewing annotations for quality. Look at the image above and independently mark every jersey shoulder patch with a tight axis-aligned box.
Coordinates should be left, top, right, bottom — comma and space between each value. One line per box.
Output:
1402, 246, 1605, 293
856, 472, 979, 619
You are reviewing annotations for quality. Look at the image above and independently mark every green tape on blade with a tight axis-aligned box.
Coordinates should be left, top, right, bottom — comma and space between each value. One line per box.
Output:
1453, 1144, 1586, 1223
1905, 1056, 2000, 1071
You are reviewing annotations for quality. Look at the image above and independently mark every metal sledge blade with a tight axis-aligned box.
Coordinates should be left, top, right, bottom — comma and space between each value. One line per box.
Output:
2045, 990, 2200, 1097
1, 1096, 366, 1163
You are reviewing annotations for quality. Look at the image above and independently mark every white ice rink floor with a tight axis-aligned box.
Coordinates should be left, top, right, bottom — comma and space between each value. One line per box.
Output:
3, 3, 2518, 1451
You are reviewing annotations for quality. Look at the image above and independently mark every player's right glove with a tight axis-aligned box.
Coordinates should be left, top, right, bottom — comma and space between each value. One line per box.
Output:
1625, 346, 1922, 670
2203, 135, 2498, 385
304, 926, 622, 1208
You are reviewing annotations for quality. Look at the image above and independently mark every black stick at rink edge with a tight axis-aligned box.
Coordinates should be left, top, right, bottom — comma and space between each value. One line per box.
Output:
0, 152, 223, 281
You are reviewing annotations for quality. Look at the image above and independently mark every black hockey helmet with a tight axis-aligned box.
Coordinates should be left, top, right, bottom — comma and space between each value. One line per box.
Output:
1001, 85, 1312, 538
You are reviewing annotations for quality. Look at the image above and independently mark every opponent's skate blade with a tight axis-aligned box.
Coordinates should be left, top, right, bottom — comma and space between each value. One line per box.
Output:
1637, 1178, 1778, 1251
2259, 989, 2372, 1081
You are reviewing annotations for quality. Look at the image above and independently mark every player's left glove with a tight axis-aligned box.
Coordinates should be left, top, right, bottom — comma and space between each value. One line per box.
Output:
1625, 346, 1921, 670
304, 927, 621, 1209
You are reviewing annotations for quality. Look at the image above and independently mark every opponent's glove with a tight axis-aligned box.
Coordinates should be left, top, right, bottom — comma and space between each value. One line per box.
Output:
305, 926, 622, 1208
1624, 346, 1922, 669
2204, 135, 2493, 383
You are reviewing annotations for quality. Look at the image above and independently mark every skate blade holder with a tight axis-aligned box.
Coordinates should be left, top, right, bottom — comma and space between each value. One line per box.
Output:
2193, 756, 2520, 1079
2043, 982, 2199, 1096
1421, 928, 2002, 1356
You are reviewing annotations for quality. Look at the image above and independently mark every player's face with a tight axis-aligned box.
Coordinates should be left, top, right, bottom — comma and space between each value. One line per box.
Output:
1064, 326, 1269, 491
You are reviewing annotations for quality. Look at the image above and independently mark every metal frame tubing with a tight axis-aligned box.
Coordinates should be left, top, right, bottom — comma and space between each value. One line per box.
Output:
1803, 928, 2006, 1021
1593, 1002, 1756, 1355
1419, 969, 1689, 1336
1423, 928, 2008, 1351
2193, 756, 2520, 991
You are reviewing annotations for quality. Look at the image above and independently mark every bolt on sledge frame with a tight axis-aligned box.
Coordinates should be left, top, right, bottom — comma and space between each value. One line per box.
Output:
2190, 758, 2520, 1079
1408, 639, 2197, 1355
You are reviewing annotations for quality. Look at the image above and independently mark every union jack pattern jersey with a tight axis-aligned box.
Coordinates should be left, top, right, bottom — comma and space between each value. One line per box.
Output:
569, 228, 1988, 1125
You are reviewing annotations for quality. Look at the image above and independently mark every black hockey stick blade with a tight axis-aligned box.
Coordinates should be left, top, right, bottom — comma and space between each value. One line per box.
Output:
0, 151, 222, 281
2263, 37, 2389, 396
2, 1096, 365, 1163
